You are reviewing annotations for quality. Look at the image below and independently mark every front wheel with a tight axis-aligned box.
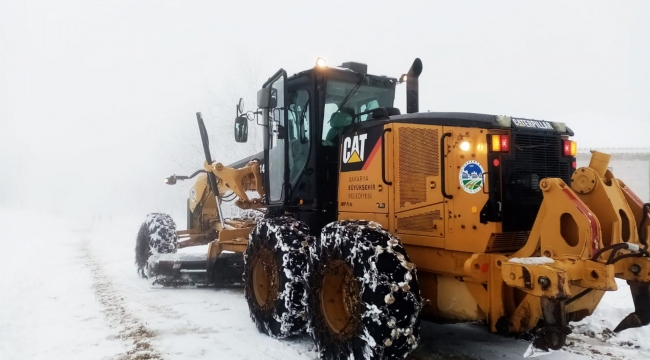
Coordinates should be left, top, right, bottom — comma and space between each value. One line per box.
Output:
135, 213, 178, 278
306, 220, 422, 360
243, 217, 312, 338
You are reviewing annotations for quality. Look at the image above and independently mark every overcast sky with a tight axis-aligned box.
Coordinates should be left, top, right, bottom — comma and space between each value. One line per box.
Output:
1, 0, 648, 218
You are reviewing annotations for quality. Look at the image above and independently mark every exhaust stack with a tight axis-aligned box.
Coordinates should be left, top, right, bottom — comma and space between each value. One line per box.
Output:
406, 58, 423, 114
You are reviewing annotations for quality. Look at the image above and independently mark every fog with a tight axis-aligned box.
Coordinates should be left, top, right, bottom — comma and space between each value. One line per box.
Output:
1, 0, 648, 220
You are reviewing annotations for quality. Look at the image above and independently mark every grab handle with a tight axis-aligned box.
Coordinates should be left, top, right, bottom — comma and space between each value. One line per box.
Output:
381, 128, 392, 185
441, 132, 453, 199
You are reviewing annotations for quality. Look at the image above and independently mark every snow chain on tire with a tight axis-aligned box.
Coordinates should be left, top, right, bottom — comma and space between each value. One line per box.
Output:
307, 220, 422, 360
244, 216, 313, 338
135, 213, 178, 278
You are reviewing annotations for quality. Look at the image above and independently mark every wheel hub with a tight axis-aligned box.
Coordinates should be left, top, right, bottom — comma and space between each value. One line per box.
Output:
319, 260, 360, 339
252, 248, 279, 310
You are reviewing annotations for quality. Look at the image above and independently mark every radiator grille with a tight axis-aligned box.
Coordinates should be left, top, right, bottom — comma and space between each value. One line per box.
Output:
397, 210, 442, 233
398, 127, 440, 208
486, 232, 530, 252
501, 133, 572, 232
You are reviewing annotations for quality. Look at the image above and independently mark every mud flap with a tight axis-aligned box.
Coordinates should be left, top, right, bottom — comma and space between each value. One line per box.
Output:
614, 281, 650, 332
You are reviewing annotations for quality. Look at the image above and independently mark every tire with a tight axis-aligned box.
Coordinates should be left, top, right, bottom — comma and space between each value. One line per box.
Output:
135, 213, 179, 278
306, 220, 422, 360
244, 216, 312, 338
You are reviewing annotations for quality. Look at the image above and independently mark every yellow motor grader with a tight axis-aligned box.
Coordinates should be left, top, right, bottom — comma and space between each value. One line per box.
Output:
136, 58, 650, 359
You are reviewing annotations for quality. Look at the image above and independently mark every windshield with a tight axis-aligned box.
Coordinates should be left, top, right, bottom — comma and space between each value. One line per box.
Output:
322, 80, 394, 146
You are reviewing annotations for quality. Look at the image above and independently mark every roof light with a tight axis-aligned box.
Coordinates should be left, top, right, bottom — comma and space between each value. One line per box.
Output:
399, 74, 408, 83
316, 57, 327, 68
460, 141, 471, 151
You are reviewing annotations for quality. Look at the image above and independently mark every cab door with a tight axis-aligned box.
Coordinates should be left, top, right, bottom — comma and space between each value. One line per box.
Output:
262, 70, 288, 205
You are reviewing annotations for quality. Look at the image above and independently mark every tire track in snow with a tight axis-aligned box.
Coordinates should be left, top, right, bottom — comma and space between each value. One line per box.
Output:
81, 239, 164, 360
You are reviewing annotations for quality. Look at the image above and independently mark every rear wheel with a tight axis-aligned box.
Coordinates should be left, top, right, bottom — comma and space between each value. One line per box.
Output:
307, 220, 422, 360
243, 217, 312, 338
135, 213, 178, 278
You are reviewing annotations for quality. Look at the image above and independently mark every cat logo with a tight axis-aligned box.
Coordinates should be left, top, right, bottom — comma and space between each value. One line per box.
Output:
342, 134, 368, 163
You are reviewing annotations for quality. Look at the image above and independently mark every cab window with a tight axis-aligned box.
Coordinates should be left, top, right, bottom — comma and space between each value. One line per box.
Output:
287, 89, 310, 184
321, 81, 393, 146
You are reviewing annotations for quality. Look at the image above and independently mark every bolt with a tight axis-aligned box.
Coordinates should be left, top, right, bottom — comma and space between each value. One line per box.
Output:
590, 270, 599, 279
538, 276, 551, 290
631, 264, 642, 275
510, 273, 516, 280
543, 250, 552, 257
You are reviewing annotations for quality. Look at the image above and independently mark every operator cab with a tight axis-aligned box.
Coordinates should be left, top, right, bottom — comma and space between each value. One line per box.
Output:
244, 61, 397, 231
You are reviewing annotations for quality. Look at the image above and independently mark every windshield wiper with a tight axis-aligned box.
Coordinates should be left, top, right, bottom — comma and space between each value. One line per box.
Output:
329, 75, 365, 122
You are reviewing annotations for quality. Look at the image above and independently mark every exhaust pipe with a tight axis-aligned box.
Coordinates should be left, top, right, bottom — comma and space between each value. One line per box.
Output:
406, 58, 423, 114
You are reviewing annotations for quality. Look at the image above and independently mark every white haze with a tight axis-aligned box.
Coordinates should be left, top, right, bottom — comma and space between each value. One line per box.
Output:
1, 0, 649, 220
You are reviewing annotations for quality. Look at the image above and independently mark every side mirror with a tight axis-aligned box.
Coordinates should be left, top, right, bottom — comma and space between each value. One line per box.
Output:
257, 88, 270, 108
234, 115, 248, 143
256, 87, 279, 108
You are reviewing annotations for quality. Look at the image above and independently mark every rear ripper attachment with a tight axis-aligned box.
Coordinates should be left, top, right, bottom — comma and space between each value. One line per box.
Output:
492, 151, 650, 352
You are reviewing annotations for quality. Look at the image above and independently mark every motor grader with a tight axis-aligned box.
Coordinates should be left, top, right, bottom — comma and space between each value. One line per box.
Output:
136, 58, 650, 359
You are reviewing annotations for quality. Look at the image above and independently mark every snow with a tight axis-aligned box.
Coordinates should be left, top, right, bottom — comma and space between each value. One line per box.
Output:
568, 280, 650, 358
1, 207, 649, 360
0, 208, 316, 360
509, 257, 555, 265
0, 209, 123, 360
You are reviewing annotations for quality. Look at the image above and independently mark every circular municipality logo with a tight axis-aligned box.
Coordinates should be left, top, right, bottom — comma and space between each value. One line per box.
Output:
190, 188, 197, 202
459, 160, 485, 194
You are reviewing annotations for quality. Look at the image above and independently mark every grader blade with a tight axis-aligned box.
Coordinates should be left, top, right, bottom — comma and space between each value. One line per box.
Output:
614, 281, 650, 332
148, 252, 244, 287
148, 252, 209, 286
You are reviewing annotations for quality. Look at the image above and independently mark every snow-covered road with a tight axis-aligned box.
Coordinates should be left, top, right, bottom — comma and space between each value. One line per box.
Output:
1, 208, 649, 360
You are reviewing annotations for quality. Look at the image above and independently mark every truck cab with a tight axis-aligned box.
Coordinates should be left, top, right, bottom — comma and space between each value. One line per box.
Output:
251, 62, 397, 232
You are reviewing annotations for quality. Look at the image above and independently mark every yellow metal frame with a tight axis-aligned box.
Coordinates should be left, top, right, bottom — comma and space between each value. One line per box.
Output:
336, 120, 650, 336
